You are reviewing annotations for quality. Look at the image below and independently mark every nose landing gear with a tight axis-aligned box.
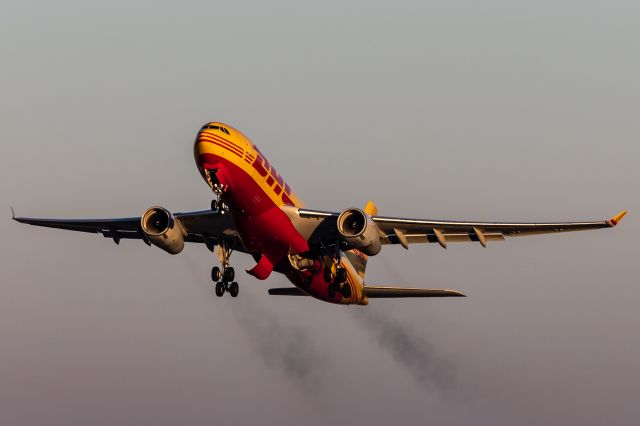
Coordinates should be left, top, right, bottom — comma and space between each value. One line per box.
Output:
210, 198, 228, 214
205, 167, 228, 214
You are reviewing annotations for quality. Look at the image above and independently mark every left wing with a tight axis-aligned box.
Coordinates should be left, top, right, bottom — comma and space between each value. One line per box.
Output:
297, 208, 627, 249
12, 209, 246, 251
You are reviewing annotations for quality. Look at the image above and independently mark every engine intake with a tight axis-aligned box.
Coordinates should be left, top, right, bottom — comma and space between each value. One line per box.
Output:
337, 208, 382, 256
140, 207, 185, 254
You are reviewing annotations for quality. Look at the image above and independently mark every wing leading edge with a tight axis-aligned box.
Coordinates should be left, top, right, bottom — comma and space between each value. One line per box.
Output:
12, 209, 245, 251
298, 208, 627, 248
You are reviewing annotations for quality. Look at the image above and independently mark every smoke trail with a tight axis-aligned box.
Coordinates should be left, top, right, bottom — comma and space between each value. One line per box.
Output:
352, 256, 457, 390
229, 292, 326, 391
179, 253, 325, 390
352, 308, 456, 390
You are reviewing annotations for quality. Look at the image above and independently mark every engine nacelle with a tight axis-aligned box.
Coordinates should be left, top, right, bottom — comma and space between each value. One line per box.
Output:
140, 207, 185, 254
337, 208, 382, 256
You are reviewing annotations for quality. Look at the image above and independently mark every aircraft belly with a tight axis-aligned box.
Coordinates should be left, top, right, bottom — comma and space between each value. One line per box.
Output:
285, 253, 366, 305
196, 154, 310, 276
196, 146, 365, 305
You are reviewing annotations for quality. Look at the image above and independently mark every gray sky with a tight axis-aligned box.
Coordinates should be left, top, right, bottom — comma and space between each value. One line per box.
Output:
1, 1, 639, 425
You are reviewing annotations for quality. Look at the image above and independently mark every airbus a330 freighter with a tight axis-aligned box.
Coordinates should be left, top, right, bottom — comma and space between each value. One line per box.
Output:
14, 122, 627, 305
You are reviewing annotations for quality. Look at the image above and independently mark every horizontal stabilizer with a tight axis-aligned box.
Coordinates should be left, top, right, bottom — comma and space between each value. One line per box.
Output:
364, 286, 465, 298
268, 287, 307, 296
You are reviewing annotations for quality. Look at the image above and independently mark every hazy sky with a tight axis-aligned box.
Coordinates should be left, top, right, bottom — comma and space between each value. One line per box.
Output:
1, 1, 639, 425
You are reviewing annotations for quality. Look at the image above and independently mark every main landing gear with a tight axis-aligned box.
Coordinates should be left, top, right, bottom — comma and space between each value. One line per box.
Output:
205, 170, 237, 297
214, 279, 239, 297
326, 247, 351, 299
212, 263, 238, 297
211, 240, 239, 298
327, 270, 351, 299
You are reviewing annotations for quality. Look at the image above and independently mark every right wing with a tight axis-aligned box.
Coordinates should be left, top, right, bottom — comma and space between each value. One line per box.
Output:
371, 210, 628, 247
296, 207, 627, 249
13, 209, 246, 252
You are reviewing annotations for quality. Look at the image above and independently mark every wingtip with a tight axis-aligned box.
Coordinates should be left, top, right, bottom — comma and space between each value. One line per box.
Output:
10, 207, 15, 220
608, 210, 627, 226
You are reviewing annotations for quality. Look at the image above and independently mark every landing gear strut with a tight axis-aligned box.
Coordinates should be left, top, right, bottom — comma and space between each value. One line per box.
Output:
211, 239, 238, 298
205, 169, 236, 297
327, 242, 351, 299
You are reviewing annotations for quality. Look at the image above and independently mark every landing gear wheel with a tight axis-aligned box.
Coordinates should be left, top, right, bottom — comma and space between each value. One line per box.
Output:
215, 282, 225, 297
228, 282, 239, 297
223, 267, 235, 282
211, 199, 218, 211
211, 266, 221, 282
335, 268, 347, 284
327, 286, 336, 299
340, 283, 352, 298
328, 282, 339, 299
323, 267, 332, 283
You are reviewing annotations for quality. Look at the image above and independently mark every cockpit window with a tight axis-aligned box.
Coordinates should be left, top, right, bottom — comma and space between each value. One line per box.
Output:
201, 123, 229, 134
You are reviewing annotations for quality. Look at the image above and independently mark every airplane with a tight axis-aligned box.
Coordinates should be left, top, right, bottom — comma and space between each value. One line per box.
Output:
13, 122, 627, 305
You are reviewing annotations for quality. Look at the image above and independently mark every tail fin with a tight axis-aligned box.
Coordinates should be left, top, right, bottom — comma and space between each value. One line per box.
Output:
345, 200, 378, 279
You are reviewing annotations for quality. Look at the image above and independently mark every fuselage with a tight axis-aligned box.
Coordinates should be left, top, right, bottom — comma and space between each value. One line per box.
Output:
193, 122, 365, 305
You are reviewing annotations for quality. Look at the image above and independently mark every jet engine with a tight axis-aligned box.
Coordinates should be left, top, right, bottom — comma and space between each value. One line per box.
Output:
337, 208, 382, 256
140, 207, 186, 254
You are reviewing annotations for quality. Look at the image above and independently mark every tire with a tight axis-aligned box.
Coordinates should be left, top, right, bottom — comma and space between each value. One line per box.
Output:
328, 282, 339, 299
215, 282, 225, 297
229, 282, 239, 297
327, 286, 336, 299
340, 283, 352, 298
335, 268, 347, 283
211, 266, 221, 282
223, 267, 235, 282
323, 267, 332, 283
211, 199, 218, 211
